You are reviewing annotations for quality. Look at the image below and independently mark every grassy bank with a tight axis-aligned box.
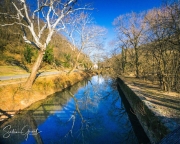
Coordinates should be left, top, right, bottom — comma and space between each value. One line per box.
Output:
0, 66, 28, 76
0, 70, 96, 121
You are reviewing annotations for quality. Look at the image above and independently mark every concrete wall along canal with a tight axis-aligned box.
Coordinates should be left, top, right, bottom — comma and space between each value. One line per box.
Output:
117, 78, 169, 144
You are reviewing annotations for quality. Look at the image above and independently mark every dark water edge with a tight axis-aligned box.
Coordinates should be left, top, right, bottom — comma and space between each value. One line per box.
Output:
117, 80, 150, 144
0, 75, 140, 144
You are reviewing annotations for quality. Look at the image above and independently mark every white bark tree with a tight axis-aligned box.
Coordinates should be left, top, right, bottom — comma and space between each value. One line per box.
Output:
0, 0, 88, 89
63, 12, 107, 72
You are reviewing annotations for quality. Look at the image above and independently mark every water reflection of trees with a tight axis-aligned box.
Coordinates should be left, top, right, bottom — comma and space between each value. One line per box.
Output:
59, 89, 103, 144
0, 79, 88, 144
0, 76, 137, 144
102, 77, 137, 144
0, 112, 43, 144
60, 75, 137, 144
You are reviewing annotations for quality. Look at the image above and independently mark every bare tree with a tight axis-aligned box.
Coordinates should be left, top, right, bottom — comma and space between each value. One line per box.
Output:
0, 0, 88, 89
108, 0, 179, 92
113, 12, 146, 78
145, 1, 180, 92
63, 12, 107, 72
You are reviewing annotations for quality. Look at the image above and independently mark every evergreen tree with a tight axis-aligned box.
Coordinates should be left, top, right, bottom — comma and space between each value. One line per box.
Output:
24, 45, 33, 63
43, 45, 54, 64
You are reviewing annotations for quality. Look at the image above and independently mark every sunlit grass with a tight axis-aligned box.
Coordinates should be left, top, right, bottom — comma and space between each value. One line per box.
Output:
0, 71, 94, 113
0, 66, 28, 76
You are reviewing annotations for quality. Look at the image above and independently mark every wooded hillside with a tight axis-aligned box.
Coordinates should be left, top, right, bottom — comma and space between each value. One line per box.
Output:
102, 0, 180, 93
0, 0, 92, 72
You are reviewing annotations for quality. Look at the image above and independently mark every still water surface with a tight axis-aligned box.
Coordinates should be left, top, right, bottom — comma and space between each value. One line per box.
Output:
0, 76, 138, 144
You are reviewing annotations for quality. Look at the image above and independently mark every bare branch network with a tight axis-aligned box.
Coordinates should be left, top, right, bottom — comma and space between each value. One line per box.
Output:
0, 0, 89, 51
0, 0, 93, 89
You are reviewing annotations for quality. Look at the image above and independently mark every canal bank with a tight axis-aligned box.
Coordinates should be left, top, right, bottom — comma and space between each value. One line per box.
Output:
0, 76, 138, 144
117, 83, 150, 144
117, 77, 180, 143
0, 70, 96, 123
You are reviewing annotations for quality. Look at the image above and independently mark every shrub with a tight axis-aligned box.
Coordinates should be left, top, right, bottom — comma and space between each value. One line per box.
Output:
24, 45, 33, 63
43, 45, 54, 64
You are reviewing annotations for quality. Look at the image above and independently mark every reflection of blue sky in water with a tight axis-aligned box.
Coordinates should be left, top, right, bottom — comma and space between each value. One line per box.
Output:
21, 76, 137, 144
92, 75, 104, 84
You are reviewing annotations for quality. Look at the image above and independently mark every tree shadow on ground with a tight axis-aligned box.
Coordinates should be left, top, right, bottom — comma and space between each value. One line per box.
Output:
6, 59, 29, 72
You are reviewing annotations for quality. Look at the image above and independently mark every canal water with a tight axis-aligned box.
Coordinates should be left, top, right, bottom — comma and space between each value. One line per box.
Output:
0, 76, 138, 144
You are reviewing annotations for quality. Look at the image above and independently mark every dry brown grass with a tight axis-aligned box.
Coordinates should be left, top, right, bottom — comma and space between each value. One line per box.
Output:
0, 71, 94, 114
0, 66, 28, 76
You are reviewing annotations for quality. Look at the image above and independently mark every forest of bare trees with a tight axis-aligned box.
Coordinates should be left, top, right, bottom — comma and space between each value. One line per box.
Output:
107, 0, 180, 93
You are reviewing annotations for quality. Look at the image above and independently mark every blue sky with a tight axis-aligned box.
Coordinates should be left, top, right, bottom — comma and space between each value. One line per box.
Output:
81, 0, 162, 51
27, 0, 162, 53
84, 0, 162, 27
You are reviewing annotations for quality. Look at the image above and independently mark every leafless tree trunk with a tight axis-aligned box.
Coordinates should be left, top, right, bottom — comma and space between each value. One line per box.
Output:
145, 2, 180, 92
0, 0, 89, 89
113, 12, 146, 78
63, 12, 107, 73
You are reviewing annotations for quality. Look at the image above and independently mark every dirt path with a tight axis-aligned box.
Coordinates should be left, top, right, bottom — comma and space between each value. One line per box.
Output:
0, 71, 63, 81
0, 70, 70, 86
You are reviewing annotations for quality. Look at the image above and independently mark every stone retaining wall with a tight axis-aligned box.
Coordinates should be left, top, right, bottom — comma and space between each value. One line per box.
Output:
117, 77, 169, 143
